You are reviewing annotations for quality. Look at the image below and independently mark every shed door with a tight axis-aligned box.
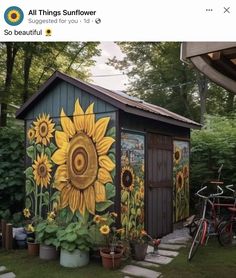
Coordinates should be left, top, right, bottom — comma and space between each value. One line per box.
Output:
147, 133, 173, 237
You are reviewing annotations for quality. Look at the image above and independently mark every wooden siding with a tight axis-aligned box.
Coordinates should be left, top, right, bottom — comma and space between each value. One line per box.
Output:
120, 112, 190, 140
24, 80, 117, 120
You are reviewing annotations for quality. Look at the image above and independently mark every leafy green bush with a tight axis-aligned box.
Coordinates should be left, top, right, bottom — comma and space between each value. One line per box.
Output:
0, 126, 25, 219
190, 115, 236, 211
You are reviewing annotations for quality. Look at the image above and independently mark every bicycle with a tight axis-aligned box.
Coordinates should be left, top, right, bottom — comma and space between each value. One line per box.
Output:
188, 185, 224, 261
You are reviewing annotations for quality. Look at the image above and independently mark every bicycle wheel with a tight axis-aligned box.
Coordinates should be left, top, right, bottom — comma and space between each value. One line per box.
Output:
218, 220, 236, 246
188, 220, 207, 261
189, 217, 201, 238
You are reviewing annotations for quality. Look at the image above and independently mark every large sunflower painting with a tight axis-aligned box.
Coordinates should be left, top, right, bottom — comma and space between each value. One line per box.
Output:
52, 99, 115, 216
173, 140, 189, 222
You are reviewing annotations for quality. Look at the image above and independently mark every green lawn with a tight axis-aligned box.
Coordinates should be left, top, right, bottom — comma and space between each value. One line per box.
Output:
1, 240, 236, 278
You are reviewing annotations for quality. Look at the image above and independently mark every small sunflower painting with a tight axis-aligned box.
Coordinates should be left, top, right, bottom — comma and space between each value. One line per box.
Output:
120, 132, 145, 239
173, 141, 189, 222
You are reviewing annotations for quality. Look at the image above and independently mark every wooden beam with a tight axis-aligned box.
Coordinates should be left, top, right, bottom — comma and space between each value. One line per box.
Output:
1, 219, 6, 249
5, 223, 13, 250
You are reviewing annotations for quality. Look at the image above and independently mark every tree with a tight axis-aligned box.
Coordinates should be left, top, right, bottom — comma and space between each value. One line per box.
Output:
0, 42, 101, 127
109, 42, 233, 123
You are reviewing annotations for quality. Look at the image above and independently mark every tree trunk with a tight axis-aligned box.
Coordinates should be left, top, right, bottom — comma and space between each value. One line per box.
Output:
197, 75, 208, 125
23, 44, 33, 103
0, 43, 19, 127
226, 92, 235, 113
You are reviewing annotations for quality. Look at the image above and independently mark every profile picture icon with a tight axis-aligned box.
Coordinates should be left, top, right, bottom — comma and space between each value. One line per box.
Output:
4, 6, 24, 26
45, 29, 52, 36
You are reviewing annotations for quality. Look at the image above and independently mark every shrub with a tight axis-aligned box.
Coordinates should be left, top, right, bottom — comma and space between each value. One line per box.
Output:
0, 126, 25, 220
190, 115, 236, 211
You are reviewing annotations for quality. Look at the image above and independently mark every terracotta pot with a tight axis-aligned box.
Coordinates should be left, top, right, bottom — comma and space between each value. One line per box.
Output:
100, 247, 123, 269
133, 243, 148, 261
39, 244, 59, 260
27, 242, 39, 256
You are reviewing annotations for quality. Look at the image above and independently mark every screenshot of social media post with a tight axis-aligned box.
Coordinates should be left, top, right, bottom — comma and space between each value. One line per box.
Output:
1, 1, 236, 277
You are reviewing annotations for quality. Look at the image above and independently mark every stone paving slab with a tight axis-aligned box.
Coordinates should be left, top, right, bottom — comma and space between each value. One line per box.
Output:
122, 265, 161, 278
131, 260, 160, 268
158, 243, 185, 250
0, 273, 16, 278
145, 254, 173, 265
157, 249, 179, 257
0, 267, 7, 273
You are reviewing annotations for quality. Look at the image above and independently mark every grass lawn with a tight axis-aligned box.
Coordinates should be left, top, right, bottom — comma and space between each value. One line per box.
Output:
1, 239, 236, 278
160, 239, 236, 278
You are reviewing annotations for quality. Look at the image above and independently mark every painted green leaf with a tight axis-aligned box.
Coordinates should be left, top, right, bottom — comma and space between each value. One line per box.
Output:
121, 191, 129, 203
36, 144, 43, 153
110, 168, 116, 179
96, 200, 114, 212
26, 179, 34, 194
108, 153, 116, 163
50, 191, 60, 202
25, 197, 31, 209
26, 146, 34, 159
49, 143, 57, 154
43, 191, 50, 205
108, 148, 115, 155
105, 183, 116, 199
45, 147, 51, 158
131, 208, 136, 215
106, 127, 116, 138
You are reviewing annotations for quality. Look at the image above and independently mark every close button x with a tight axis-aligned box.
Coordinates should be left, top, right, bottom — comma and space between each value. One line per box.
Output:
224, 7, 230, 13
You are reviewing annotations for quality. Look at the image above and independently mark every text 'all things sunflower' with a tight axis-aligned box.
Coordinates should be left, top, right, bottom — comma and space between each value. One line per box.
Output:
52, 99, 115, 216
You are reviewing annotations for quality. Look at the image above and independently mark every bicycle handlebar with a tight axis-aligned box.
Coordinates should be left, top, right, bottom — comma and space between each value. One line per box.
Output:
196, 185, 224, 199
226, 184, 235, 193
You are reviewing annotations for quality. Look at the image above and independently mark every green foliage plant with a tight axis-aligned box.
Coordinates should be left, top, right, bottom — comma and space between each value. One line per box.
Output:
35, 219, 59, 247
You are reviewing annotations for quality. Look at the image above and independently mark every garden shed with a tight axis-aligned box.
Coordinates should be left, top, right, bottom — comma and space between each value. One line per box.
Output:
16, 71, 200, 238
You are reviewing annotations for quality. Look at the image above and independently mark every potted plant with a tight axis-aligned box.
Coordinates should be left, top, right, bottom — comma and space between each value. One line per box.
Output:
93, 212, 124, 270
57, 221, 93, 268
25, 224, 40, 256
35, 211, 59, 260
129, 230, 149, 261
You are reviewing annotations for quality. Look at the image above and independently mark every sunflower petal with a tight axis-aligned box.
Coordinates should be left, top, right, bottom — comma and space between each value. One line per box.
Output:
60, 108, 76, 138
93, 117, 110, 143
73, 99, 85, 132
84, 186, 95, 215
79, 192, 86, 215
84, 103, 95, 137
94, 181, 106, 202
51, 146, 67, 165
69, 188, 80, 213
55, 131, 69, 148
54, 165, 68, 191
96, 137, 115, 156
60, 185, 72, 209
98, 168, 113, 184
99, 155, 115, 172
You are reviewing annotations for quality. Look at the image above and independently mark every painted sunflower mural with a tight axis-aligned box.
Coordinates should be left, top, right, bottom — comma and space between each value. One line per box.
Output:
52, 100, 116, 216
25, 113, 56, 218
25, 99, 116, 222
120, 132, 145, 239
173, 140, 189, 222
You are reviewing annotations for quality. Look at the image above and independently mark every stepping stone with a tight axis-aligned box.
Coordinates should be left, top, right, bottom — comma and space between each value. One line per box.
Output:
158, 243, 185, 250
0, 273, 16, 278
0, 267, 7, 273
145, 254, 173, 265
157, 250, 179, 257
121, 265, 162, 278
131, 260, 160, 268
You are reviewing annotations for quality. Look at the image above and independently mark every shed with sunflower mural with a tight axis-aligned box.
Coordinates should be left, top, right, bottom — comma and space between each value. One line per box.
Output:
16, 71, 200, 238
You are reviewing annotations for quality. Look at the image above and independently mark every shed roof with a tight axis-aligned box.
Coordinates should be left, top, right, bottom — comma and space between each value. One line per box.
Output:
16, 71, 201, 129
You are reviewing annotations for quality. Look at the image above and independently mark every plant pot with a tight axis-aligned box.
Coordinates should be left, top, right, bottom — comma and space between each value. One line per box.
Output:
132, 243, 148, 261
60, 248, 89, 268
27, 242, 39, 256
39, 244, 59, 260
100, 247, 123, 270
16, 239, 27, 249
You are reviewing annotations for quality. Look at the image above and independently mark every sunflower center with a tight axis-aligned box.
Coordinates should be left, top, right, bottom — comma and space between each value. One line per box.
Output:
122, 170, 133, 188
39, 122, 48, 137
38, 163, 47, 177
175, 151, 180, 160
68, 131, 98, 190
11, 12, 17, 19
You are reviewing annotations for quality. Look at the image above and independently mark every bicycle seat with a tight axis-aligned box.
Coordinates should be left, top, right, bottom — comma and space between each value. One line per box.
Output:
227, 207, 236, 212
210, 180, 224, 185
